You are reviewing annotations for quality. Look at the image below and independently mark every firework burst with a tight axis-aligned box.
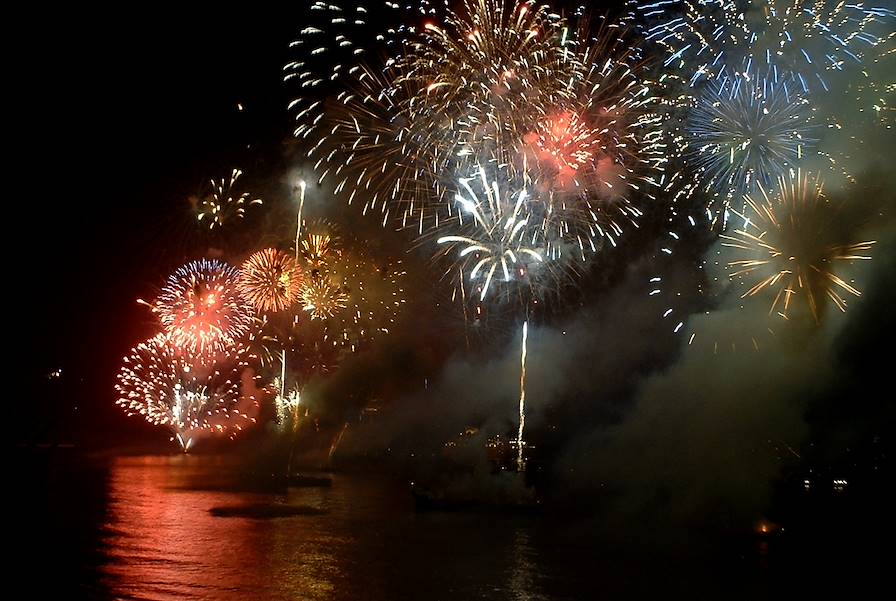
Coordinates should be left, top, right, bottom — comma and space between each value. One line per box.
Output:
154, 259, 253, 355
239, 249, 304, 313
312, 7, 667, 268
300, 277, 350, 320
394, 0, 572, 167
299, 225, 339, 271
329, 249, 408, 347
722, 169, 874, 322
511, 20, 671, 252
115, 334, 261, 451
298, 228, 406, 350
434, 164, 575, 306
290, 1, 667, 241
296, 0, 576, 227
196, 169, 262, 230
685, 73, 816, 201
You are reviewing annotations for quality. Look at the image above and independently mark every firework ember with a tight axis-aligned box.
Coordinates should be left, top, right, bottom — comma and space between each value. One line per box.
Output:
196, 168, 262, 230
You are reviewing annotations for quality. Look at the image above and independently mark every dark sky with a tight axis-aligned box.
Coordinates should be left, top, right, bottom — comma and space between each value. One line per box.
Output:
18, 8, 308, 444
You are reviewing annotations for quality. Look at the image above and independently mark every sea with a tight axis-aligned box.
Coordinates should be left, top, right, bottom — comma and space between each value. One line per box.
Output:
15, 450, 882, 600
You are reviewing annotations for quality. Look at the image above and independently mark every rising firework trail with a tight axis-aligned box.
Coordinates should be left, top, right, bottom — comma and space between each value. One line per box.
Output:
516, 320, 528, 471
294, 179, 307, 261
328, 422, 350, 467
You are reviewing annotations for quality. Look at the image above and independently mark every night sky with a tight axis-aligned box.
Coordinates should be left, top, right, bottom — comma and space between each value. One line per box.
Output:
20, 8, 308, 445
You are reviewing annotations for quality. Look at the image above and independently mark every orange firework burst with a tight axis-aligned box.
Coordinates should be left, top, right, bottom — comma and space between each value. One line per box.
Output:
239, 249, 303, 313
293, 219, 406, 354
300, 233, 336, 271
298, 219, 340, 270
297, 222, 348, 319
723, 170, 875, 323
330, 249, 407, 346
300, 277, 349, 320
154, 259, 253, 354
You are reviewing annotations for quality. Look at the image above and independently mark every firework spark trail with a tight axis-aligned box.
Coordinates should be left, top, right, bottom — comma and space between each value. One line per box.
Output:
239, 249, 304, 314
328, 422, 350, 466
722, 169, 875, 322
154, 259, 253, 356
633, 0, 896, 91
115, 334, 261, 451
295, 180, 307, 261
516, 319, 528, 471
280, 349, 286, 398
436, 165, 553, 304
196, 168, 262, 230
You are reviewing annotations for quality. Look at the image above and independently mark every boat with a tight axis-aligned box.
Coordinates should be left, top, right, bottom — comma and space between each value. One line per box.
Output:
287, 473, 333, 488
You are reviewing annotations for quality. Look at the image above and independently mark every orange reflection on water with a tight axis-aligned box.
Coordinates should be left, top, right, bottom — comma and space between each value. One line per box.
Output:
96, 455, 557, 600
99, 455, 339, 601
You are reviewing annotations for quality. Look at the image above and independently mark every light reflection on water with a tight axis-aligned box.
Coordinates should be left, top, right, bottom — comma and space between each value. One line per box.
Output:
88, 454, 775, 600
98, 455, 555, 601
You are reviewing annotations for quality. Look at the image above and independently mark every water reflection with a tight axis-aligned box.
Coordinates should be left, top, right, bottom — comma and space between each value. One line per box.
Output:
97, 456, 555, 600
100, 456, 338, 600
510, 529, 538, 600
